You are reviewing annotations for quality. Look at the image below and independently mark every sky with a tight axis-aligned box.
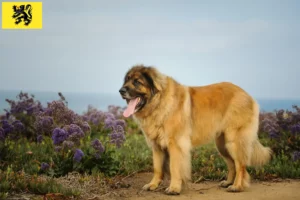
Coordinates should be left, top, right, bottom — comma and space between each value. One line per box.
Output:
0, 0, 299, 99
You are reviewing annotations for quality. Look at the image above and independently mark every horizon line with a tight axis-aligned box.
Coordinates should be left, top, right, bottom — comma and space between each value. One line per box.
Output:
0, 89, 300, 100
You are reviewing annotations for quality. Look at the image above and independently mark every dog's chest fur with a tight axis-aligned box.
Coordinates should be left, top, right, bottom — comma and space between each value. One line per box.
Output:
133, 116, 169, 149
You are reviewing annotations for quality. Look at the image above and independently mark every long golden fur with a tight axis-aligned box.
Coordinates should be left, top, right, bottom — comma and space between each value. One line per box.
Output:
119, 64, 272, 195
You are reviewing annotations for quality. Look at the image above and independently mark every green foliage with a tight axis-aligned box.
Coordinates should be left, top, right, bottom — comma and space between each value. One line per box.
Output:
190, 142, 300, 181
191, 143, 227, 181
0, 136, 124, 178
114, 133, 152, 174
0, 168, 80, 199
72, 144, 120, 177
249, 150, 300, 180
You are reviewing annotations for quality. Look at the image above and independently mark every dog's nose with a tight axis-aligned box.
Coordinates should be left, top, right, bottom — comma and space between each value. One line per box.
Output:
119, 87, 127, 94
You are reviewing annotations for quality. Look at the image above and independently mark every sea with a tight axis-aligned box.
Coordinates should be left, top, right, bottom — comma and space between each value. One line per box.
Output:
0, 90, 300, 115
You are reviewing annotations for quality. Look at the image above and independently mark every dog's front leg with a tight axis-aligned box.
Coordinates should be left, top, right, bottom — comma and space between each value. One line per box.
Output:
142, 145, 164, 191
165, 138, 191, 195
165, 142, 183, 195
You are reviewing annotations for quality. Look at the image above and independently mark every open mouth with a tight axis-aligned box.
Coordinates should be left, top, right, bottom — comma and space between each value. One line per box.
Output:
123, 96, 144, 118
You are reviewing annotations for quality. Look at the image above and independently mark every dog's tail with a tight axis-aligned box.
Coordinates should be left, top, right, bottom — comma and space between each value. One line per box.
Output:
249, 101, 273, 167
250, 139, 273, 167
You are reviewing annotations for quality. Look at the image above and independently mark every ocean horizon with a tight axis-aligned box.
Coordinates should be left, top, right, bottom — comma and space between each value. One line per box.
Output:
0, 90, 300, 115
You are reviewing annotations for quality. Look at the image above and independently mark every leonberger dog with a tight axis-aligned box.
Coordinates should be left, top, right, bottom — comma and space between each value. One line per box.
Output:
119, 64, 272, 195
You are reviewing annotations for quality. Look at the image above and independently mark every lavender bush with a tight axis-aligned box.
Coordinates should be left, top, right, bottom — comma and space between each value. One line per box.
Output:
260, 105, 300, 161
0, 91, 127, 177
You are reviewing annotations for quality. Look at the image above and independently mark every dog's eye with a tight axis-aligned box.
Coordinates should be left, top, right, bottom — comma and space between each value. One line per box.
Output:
133, 79, 142, 86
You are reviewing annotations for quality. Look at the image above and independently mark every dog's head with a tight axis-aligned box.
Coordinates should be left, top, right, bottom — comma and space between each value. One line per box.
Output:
119, 65, 163, 117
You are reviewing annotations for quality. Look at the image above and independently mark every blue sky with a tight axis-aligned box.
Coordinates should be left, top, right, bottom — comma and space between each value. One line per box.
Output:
0, 0, 299, 99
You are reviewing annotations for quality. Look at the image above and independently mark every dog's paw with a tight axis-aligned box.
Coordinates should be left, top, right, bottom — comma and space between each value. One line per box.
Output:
219, 180, 233, 188
164, 186, 181, 195
226, 185, 243, 193
142, 183, 159, 191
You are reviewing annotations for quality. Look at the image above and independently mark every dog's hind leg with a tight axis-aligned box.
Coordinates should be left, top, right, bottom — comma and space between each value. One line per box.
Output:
224, 127, 252, 192
215, 133, 236, 188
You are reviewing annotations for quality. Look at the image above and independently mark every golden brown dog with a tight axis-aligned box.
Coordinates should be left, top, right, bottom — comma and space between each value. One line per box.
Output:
119, 64, 272, 195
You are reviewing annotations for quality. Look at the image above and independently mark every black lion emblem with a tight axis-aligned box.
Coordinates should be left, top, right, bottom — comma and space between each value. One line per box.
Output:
12, 4, 32, 26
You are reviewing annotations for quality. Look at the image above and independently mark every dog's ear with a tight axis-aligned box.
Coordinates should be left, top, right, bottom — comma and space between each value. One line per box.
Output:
142, 68, 165, 96
142, 72, 157, 96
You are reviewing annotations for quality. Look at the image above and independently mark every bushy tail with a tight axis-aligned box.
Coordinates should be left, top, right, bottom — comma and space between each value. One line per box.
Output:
250, 140, 273, 167
249, 100, 273, 167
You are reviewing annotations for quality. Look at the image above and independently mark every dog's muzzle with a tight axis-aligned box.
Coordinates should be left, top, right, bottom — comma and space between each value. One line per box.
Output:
119, 87, 127, 96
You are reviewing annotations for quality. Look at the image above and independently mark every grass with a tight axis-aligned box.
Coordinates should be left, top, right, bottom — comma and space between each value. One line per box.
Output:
114, 133, 300, 182
1, 132, 300, 199
0, 168, 80, 199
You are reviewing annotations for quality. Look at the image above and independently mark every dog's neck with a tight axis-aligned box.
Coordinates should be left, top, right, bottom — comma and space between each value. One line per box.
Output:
134, 76, 173, 118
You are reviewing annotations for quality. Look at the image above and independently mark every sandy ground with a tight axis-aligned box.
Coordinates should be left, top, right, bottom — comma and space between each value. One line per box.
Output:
5, 172, 300, 200
99, 172, 300, 200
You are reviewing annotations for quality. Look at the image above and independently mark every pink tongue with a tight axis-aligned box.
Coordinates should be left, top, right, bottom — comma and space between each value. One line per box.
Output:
123, 98, 139, 118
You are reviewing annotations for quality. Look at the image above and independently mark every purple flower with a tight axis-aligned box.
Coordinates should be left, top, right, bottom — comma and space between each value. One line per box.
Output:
0, 128, 5, 140
37, 135, 43, 143
1, 120, 9, 125
54, 146, 62, 152
52, 128, 68, 145
89, 110, 105, 125
44, 108, 53, 115
12, 120, 25, 132
1, 121, 14, 134
67, 124, 84, 137
5, 92, 44, 116
115, 119, 126, 129
260, 117, 281, 139
91, 139, 105, 153
26, 105, 35, 115
81, 122, 91, 133
290, 124, 300, 135
41, 162, 50, 170
82, 116, 89, 121
91, 117, 100, 125
47, 101, 78, 125
42, 117, 53, 127
34, 116, 54, 135
63, 140, 75, 150
108, 105, 124, 118
63, 124, 85, 145
67, 133, 83, 146
109, 129, 126, 148
105, 112, 115, 120
269, 131, 280, 139
82, 106, 112, 126
74, 149, 84, 162
104, 118, 115, 129
292, 151, 300, 161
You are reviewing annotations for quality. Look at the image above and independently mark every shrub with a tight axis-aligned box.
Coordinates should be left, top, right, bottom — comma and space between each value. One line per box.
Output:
259, 105, 300, 161
0, 91, 128, 179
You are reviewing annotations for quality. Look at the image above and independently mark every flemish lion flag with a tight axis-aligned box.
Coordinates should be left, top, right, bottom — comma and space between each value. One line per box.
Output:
2, 2, 42, 29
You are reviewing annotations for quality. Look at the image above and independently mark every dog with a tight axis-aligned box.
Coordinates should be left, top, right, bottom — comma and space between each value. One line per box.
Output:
119, 64, 272, 195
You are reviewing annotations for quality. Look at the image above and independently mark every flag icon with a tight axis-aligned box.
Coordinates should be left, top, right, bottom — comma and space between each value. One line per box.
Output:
2, 2, 42, 29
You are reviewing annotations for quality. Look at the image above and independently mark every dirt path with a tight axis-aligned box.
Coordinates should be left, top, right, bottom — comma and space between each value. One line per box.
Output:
101, 172, 300, 200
